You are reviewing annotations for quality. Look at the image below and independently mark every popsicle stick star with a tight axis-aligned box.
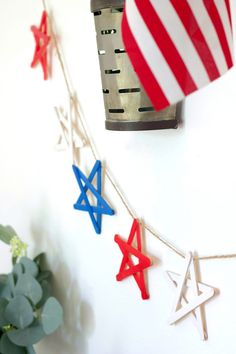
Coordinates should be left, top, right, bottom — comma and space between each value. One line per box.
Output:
73, 160, 115, 234
114, 219, 152, 300
167, 252, 216, 340
31, 11, 51, 80
55, 106, 86, 151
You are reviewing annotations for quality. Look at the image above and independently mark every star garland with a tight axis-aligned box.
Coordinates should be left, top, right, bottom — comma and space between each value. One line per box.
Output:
30, 1, 236, 339
38, 3, 236, 260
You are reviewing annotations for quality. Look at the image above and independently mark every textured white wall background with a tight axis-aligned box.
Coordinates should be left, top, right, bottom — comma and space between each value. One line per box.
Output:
0, 1, 236, 353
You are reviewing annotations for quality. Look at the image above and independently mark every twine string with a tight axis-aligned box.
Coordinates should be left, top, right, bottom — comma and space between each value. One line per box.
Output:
41, 0, 236, 262
69, 97, 76, 165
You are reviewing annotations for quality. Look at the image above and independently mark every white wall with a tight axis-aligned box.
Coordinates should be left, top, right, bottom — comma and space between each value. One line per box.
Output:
1, 1, 236, 353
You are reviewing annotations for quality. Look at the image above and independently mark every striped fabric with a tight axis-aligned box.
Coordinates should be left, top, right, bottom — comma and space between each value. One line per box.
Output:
121, 0, 234, 111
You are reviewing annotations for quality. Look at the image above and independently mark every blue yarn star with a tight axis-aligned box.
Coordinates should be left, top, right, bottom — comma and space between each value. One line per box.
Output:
72, 160, 115, 234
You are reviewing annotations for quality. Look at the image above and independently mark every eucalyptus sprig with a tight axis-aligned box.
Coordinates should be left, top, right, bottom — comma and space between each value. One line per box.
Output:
0, 225, 63, 354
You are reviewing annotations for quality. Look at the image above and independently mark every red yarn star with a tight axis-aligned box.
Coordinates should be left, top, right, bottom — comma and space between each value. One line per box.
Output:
114, 219, 152, 299
31, 11, 51, 80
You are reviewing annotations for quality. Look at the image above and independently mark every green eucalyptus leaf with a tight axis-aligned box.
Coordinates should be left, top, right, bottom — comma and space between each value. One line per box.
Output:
5, 295, 34, 329
15, 274, 42, 305
7, 274, 15, 295
7, 319, 45, 347
37, 270, 52, 283
41, 297, 63, 335
33, 253, 45, 269
0, 225, 17, 245
0, 275, 11, 300
36, 280, 51, 308
19, 258, 38, 278
26, 346, 36, 354
0, 298, 9, 327
13, 264, 23, 279
0, 274, 7, 285
0, 333, 26, 354
12, 256, 18, 265
4, 226, 17, 237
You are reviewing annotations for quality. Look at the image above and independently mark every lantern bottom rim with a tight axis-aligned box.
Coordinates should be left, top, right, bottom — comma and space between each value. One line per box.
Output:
105, 119, 179, 131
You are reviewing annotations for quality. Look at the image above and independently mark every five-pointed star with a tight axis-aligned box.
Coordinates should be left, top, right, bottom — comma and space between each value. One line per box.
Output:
115, 219, 152, 299
55, 106, 86, 151
167, 252, 216, 340
31, 11, 50, 80
73, 160, 115, 234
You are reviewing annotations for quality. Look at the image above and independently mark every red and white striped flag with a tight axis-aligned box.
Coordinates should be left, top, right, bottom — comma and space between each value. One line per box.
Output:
122, 0, 234, 111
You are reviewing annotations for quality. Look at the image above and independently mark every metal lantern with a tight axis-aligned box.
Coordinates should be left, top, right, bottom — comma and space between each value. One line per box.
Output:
91, 0, 181, 131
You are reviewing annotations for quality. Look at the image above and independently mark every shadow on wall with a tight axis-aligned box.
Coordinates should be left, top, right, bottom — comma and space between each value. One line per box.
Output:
29, 201, 95, 354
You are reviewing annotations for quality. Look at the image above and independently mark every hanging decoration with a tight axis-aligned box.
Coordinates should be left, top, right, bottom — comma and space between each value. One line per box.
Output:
167, 252, 216, 340
54, 106, 85, 152
54, 97, 86, 170
72, 160, 115, 234
30, 0, 236, 340
114, 219, 152, 299
30, 10, 51, 80
91, 0, 180, 132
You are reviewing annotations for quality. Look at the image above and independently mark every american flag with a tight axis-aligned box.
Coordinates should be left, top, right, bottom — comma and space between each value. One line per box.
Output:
122, 0, 234, 111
